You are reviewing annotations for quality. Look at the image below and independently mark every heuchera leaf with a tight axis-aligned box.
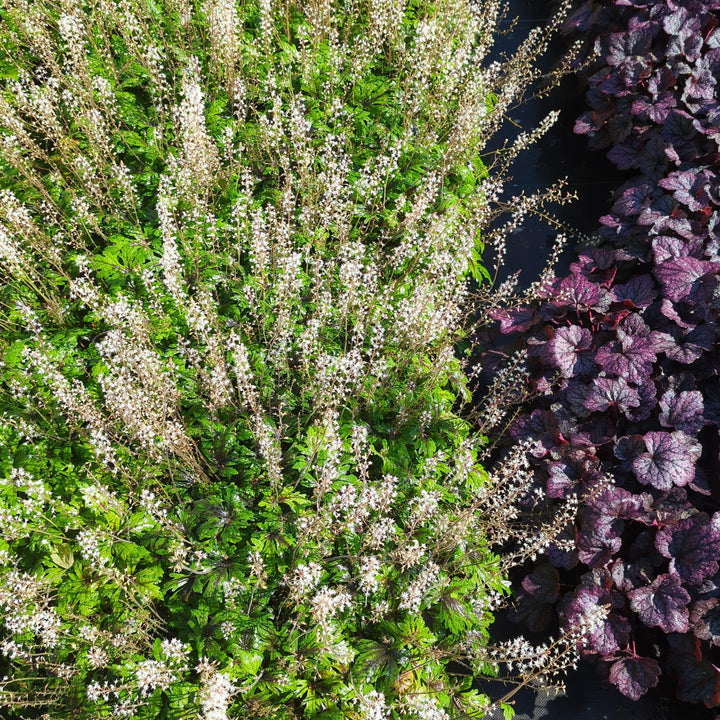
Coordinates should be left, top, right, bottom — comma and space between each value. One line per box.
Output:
652, 325, 715, 364
615, 434, 645, 462
594, 343, 651, 384
522, 563, 560, 603
670, 325, 716, 364
595, 314, 656, 384
489, 306, 537, 334
584, 376, 640, 413
557, 271, 609, 311
658, 389, 705, 434
612, 274, 657, 307
510, 563, 561, 634
562, 0, 604, 33
662, 110, 704, 163
546, 325, 594, 378
655, 515, 720, 585
690, 599, 720, 646
659, 170, 713, 212
588, 611, 633, 657
637, 193, 680, 231
611, 184, 651, 216
652, 234, 699, 264
663, 7, 700, 47
560, 381, 592, 418
627, 573, 690, 633
609, 656, 661, 700
609, 558, 657, 593
563, 584, 630, 656
655, 257, 720, 303
608, 142, 640, 170
668, 634, 720, 707
547, 461, 579, 499
684, 65, 717, 105
588, 484, 652, 523
632, 431, 702, 490
510, 410, 562, 458
624, 380, 657, 422
699, 570, 720, 600
577, 508, 624, 567
639, 133, 671, 179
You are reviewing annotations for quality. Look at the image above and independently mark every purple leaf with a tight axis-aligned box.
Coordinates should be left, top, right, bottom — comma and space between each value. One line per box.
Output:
657, 298, 696, 329
584, 376, 640, 413
561, 381, 592, 418
638, 193, 679, 230
662, 110, 704, 163
592, 612, 633, 656
638, 133, 671, 179
510, 410, 561, 458
652, 234, 700, 264
611, 184, 652, 217
668, 634, 720, 707
665, 11, 704, 63
610, 558, 657, 593
574, 109, 604, 136
511, 565, 560, 633
562, 0, 603, 33
632, 431, 702, 490
648, 487, 695, 526
691, 599, 720, 646
615, 434, 645, 462
521, 563, 560, 604
668, 325, 716, 364
655, 257, 710, 303
573, 248, 618, 274
605, 26, 655, 66
557, 272, 610, 312
634, 92, 677, 124
563, 585, 630, 656
569, 415, 616, 448
547, 461, 579, 499
699, 570, 720, 599
546, 325, 594, 378
684, 67, 717, 105
609, 656, 661, 701
595, 316, 656, 385
612, 274, 657, 307
658, 389, 705, 435
647, 66, 675, 99
589, 484, 653, 523
627, 573, 690, 633
662, 7, 695, 38
658, 170, 712, 212
625, 380, 657, 422
690, 467, 712, 497
627, 529, 666, 567
488, 306, 537, 334
608, 143, 640, 170
655, 515, 720, 585
577, 509, 624, 567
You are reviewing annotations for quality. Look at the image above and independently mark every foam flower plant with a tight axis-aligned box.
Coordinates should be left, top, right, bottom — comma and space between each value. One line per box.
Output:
0, 0, 585, 718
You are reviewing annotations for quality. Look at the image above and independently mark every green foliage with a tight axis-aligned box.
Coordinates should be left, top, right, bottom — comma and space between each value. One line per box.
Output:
0, 0, 574, 717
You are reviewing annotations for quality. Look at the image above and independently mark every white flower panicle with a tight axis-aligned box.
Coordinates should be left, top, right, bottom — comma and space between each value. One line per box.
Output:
197, 666, 236, 720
